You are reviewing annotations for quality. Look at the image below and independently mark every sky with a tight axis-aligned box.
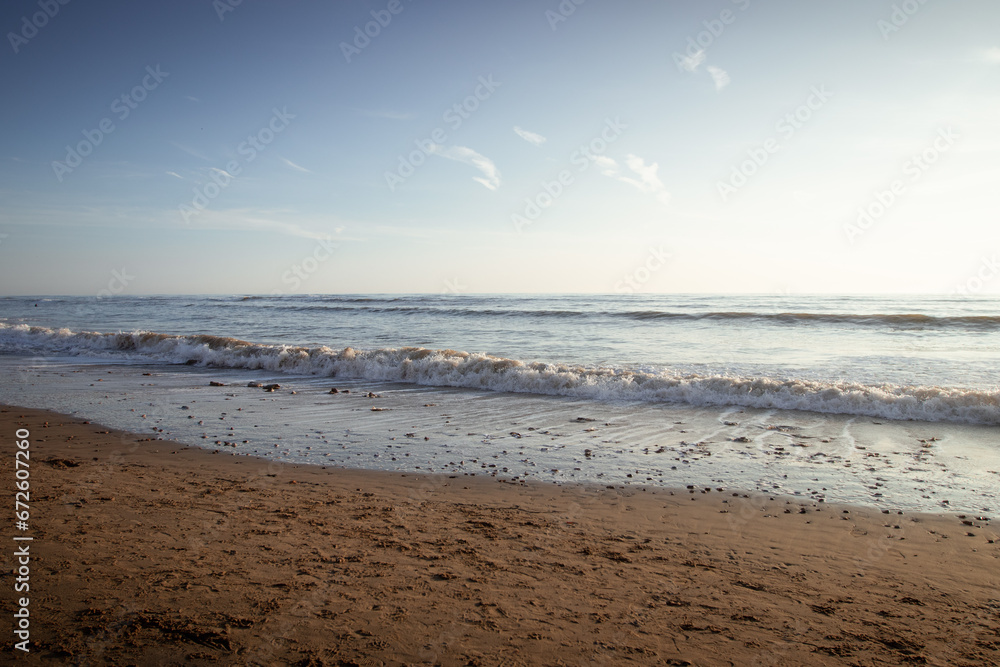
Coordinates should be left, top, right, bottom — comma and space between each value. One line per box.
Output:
1, 0, 998, 296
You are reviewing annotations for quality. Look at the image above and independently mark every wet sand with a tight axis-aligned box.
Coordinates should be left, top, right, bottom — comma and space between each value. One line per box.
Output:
2, 405, 999, 666
6, 358, 999, 514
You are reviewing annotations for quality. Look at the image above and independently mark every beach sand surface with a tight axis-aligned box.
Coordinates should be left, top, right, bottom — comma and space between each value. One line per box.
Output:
2, 405, 998, 666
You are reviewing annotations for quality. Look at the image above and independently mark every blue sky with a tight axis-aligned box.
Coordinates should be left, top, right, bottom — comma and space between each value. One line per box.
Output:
1, 0, 998, 295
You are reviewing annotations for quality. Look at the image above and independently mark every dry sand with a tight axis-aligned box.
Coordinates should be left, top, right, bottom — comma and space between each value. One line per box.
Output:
2, 405, 998, 666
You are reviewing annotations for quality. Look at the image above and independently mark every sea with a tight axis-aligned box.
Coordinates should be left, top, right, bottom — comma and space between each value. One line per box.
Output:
2, 294, 998, 513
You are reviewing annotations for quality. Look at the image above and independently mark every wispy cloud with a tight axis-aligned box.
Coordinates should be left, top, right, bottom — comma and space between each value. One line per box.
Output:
172, 142, 212, 162
185, 95, 200, 103
358, 109, 414, 120
679, 50, 730, 92
175, 207, 358, 242
601, 154, 670, 206
431, 145, 501, 190
280, 157, 312, 173
621, 155, 671, 205
2, 203, 354, 243
166, 171, 184, 180
181, 208, 340, 240
707, 66, 730, 92
513, 126, 546, 146
679, 49, 706, 73
592, 155, 619, 177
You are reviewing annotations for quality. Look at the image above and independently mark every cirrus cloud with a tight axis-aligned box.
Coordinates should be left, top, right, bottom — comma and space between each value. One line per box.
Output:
707, 65, 731, 91
599, 154, 671, 206
430, 145, 501, 190
514, 126, 547, 146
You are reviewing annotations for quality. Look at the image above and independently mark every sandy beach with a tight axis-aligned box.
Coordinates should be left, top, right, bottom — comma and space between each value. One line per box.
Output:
5, 0, 1000, 663
2, 405, 998, 665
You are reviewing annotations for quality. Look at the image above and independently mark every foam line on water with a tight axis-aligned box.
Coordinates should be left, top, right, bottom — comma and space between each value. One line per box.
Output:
2, 323, 998, 425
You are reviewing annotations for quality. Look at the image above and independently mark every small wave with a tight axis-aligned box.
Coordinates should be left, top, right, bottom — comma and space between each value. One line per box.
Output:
217, 301, 1000, 330
250, 303, 590, 318
2, 323, 998, 426
625, 311, 1000, 328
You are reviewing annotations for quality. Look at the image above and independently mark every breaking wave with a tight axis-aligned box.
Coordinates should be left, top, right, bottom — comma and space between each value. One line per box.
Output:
2, 323, 998, 425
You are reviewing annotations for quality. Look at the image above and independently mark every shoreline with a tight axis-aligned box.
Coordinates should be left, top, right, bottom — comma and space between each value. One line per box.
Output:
4, 355, 998, 515
3, 404, 999, 665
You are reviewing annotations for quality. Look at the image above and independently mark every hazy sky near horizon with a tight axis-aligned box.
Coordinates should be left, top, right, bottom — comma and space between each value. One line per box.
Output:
1, 0, 998, 296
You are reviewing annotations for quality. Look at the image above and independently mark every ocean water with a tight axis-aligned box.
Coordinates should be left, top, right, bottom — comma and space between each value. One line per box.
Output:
2, 294, 998, 511
2, 294, 999, 424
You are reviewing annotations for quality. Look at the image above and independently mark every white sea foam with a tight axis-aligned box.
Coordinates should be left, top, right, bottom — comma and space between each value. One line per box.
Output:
2, 323, 998, 425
